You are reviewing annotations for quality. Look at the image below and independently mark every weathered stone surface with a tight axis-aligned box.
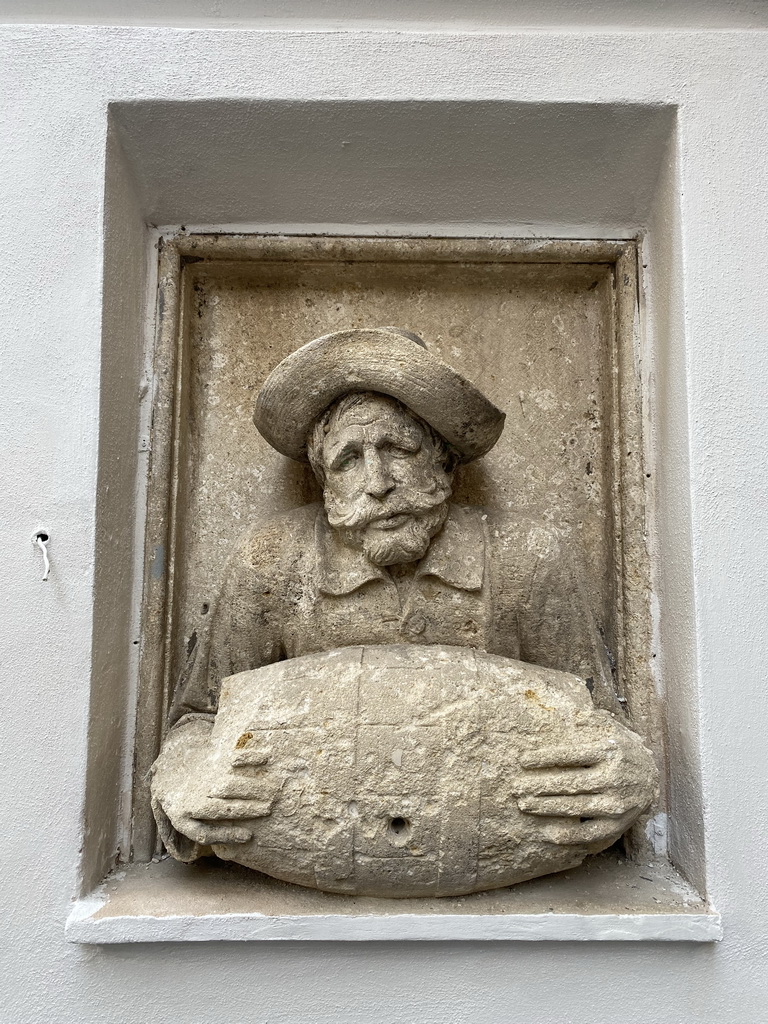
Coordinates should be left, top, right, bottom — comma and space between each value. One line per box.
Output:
152, 645, 657, 898
151, 323, 657, 896
172, 258, 620, 700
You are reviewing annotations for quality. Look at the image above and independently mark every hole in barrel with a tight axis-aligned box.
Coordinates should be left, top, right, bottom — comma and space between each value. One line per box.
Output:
389, 816, 410, 836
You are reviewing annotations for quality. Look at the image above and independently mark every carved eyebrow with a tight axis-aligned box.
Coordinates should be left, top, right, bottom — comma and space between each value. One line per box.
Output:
377, 429, 421, 450
327, 440, 362, 469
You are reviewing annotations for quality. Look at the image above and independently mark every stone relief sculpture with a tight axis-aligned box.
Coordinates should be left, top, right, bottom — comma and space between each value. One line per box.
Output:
150, 327, 658, 897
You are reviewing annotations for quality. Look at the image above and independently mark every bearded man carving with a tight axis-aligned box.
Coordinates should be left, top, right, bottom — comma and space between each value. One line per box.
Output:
153, 327, 631, 863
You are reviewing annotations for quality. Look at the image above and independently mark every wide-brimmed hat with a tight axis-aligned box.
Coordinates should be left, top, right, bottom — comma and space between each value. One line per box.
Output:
253, 327, 505, 463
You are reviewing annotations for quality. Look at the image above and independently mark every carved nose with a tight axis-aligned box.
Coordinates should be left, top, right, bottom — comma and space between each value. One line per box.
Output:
364, 454, 394, 498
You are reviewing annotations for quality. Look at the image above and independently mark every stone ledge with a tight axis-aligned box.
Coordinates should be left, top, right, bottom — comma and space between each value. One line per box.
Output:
66, 852, 721, 943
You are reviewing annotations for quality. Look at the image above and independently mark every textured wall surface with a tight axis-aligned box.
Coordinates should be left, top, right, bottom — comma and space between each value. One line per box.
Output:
2, 3, 768, 1022
177, 256, 617, 685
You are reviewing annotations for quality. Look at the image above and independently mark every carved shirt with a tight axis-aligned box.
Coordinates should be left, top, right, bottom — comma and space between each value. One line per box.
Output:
171, 503, 618, 722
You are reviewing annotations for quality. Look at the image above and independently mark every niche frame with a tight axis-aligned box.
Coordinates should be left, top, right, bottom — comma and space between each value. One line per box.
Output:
67, 230, 722, 943
131, 232, 655, 860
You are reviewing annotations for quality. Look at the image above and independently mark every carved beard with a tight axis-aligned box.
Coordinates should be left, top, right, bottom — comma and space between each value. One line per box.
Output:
354, 503, 449, 566
325, 480, 452, 566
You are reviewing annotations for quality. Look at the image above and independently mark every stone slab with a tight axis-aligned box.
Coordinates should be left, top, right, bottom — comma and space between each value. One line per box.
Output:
66, 851, 721, 943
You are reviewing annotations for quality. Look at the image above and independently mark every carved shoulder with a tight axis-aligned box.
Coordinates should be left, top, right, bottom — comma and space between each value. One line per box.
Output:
226, 503, 321, 586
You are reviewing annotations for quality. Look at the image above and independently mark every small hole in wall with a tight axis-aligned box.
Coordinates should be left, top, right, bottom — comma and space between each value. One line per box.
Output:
35, 531, 49, 543
580, 817, 594, 823
389, 816, 410, 836
201, 602, 210, 615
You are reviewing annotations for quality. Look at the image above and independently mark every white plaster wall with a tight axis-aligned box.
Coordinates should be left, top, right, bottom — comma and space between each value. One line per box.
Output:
2, 5, 768, 1022
1, 0, 767, 29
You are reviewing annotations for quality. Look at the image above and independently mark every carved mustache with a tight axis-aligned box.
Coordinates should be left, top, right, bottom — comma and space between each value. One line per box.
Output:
325, 483, 451, 529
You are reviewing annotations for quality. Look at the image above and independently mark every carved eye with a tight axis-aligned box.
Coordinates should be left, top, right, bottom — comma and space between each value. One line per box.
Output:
386, 443, 417, 458
336, 452, 359, 471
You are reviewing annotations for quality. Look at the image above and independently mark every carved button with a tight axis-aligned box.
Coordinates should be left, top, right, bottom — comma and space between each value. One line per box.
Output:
403, 611, 427, 635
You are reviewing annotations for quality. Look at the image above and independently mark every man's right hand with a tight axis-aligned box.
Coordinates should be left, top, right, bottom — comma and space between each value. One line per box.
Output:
151, 714, 282, 855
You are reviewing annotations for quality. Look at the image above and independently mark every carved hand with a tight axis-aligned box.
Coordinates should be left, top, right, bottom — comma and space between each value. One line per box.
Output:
151, 717, 269, 849
514, 722, 658, 846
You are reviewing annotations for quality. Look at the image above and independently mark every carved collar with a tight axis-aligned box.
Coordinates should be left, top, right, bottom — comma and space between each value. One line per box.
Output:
315, 503, 485, 597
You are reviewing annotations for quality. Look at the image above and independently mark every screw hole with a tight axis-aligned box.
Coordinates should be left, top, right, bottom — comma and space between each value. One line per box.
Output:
389, 816, 410, 836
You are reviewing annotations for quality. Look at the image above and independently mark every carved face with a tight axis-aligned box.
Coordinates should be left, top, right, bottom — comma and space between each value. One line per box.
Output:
317, 393, 453, 565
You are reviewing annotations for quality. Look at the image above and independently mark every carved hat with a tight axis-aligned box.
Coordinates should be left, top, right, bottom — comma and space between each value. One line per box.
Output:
253, 327, 506, 463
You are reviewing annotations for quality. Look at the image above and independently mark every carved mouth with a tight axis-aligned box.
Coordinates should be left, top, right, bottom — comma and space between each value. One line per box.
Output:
370, 513, 411, 530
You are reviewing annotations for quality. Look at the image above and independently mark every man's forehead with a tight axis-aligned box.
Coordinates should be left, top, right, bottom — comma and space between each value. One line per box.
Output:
331, 394, 421, 431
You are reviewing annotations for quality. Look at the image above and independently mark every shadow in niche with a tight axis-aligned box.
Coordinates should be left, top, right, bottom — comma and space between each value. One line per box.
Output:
452, 459, 496, 509
109, 98, 676, 228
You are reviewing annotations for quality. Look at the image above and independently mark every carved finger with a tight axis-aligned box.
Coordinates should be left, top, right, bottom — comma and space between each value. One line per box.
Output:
208, 778, 274, 800
182, 819, 253, 845
515, 765, 613, 796
518, 745, 607, 770
517, 793, 633, 817
190, 796, 274, 819
535, 811, 637, 847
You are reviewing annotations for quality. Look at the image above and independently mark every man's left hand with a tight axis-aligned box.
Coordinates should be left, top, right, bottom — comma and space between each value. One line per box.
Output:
514, 729, 658, 846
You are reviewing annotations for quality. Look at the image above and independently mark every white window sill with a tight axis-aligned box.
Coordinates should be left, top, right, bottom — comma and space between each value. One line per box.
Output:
66, 851, 721, 943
